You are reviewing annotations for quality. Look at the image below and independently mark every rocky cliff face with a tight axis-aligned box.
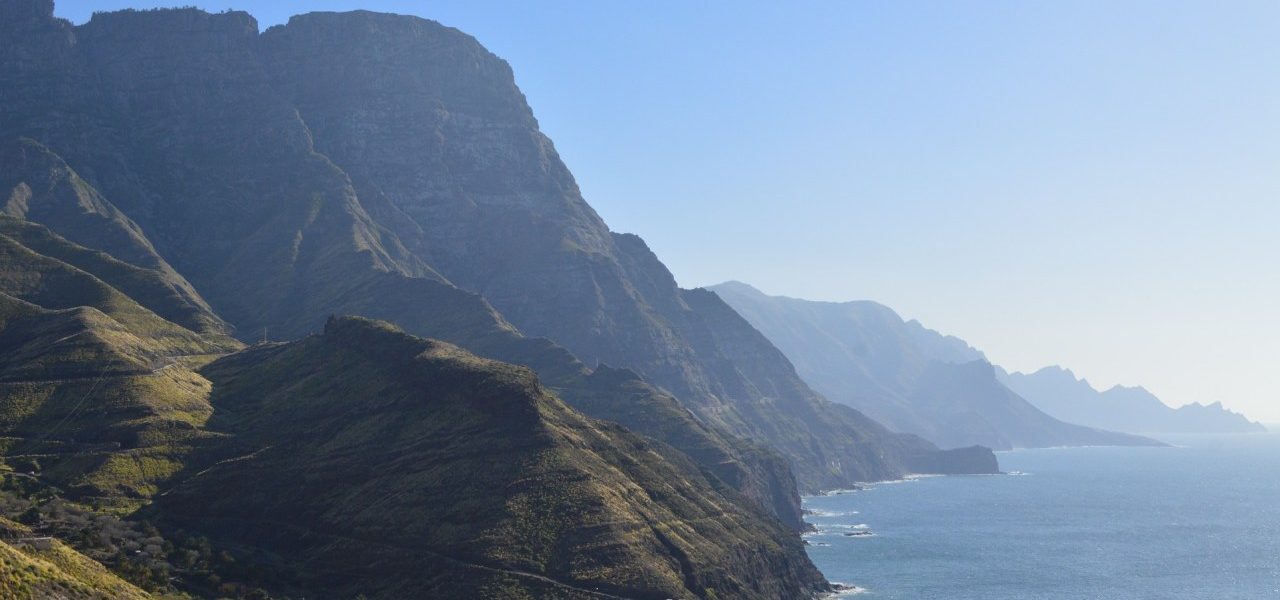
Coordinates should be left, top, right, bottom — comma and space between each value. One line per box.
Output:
258, 11, 995, 488
0, 1, 995, 494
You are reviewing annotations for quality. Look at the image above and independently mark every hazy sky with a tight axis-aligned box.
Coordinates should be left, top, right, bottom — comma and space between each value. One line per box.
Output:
57, 1, 1279, 421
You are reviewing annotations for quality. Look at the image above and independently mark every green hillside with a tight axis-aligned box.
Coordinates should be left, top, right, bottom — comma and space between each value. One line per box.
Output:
155, 317, 826, 599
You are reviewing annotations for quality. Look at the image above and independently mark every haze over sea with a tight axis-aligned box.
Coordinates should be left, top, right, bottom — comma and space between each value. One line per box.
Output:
805, 432, 1280, 599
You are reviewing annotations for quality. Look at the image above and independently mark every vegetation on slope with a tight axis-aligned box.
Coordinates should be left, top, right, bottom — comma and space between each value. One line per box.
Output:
0, 140, 229, 339
0, 516, 151, 600
155, 317, 827, 599
0, 231, 235, 358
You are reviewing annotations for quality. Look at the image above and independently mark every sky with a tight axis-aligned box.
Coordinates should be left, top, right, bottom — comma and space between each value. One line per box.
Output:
56, 1, 1280, 422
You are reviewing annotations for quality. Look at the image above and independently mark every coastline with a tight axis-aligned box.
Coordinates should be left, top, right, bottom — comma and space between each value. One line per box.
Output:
801, 434, 1280, 599
824, 582, 870, 597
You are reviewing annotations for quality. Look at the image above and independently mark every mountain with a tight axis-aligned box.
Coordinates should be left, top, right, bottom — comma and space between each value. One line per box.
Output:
0, 6, 860, 595
0, 3, 1005, 595
1, 138, 811, 530
153, 316, 827, 599
1001, 366, 1266, 434
0, 239, 835, 597
0, 277, 833, 598
0, 299, 832, 597
709, 281, 1161, 450
0, 0, 996, 495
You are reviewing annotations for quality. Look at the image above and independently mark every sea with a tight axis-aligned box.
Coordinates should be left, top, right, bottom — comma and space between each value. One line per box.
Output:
804, 431, 1280, 599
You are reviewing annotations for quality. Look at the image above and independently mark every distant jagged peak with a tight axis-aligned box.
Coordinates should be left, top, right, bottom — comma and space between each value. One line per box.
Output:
712, 279, 766, 295
1182, 400, 1230, 411
1027, 364, 1085, 383
1103, 382, 1153, 395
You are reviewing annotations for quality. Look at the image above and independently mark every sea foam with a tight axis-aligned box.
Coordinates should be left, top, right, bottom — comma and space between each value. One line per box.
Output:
826, 582, 870, 596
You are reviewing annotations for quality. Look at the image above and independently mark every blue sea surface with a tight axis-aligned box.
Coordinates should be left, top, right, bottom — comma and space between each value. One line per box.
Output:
804, 432, 1280, 599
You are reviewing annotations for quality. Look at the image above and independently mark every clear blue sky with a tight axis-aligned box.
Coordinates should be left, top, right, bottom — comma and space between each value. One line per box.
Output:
55, 1, 1280, 422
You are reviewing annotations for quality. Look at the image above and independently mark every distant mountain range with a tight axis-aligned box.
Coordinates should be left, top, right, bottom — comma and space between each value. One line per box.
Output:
711, 281, 1262, 443
710, 282, 1161, 450
1000, 366, 1265, 434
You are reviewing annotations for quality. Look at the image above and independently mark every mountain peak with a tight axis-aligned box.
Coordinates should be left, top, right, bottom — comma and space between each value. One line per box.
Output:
1030, 365, 1080, 381
322, 315, 435, 361
710, 280, 766, 295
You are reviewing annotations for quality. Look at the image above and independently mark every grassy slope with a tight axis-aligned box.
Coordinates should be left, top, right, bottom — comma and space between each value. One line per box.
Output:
263, 260, 809, 529
0, 517, 151, 599
0, 139, 229, 339
0, 225, 236, 501
0, 232, 235, 358
155, 317, 826, 600
0, 294, 218, 500
0, 217, 234, 344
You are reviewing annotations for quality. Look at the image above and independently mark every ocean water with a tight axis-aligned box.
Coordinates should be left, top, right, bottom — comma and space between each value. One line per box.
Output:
804, 432, 1280, 599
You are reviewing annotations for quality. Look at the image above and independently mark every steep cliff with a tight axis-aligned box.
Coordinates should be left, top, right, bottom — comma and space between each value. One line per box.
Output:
259, 10, 998, 488
0, 1, 996, 492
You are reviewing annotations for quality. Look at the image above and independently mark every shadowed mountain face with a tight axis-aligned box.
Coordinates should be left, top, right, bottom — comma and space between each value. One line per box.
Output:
0, 142, 231, 339
709, 281, 1162, 450
0, 200, 830, 596
1001, 367, 1265, 435
0, 0, 996, 496
154, 317, 828, 600
0, 298, 831, 597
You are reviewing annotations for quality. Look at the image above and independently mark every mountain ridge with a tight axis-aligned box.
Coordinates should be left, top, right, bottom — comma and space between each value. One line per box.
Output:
1001, 365, 1264, 434
709, 281, 1163, 450
152, 316, 830, 599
